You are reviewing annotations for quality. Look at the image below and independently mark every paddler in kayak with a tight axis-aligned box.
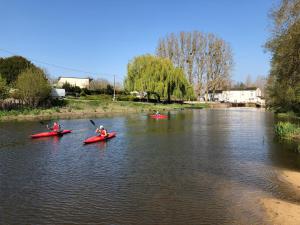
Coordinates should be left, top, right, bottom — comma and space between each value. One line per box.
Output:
155, 111, 160, 115
96, 125, 109, 137
47, 122, 61, 132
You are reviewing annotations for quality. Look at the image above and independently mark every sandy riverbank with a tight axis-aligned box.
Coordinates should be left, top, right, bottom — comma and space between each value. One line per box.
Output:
261, 170, 300, 225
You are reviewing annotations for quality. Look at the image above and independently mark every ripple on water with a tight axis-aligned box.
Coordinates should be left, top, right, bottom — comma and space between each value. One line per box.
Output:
0, 109, 300, 224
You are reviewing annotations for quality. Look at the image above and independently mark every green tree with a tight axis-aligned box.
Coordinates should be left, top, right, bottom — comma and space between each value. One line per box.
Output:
266, 0, 300, 112
15, 67, 51, 107
0, 56, 35, 85
62, 82, 81, 94
0, 75, 9, 100
124, 55, 194, 102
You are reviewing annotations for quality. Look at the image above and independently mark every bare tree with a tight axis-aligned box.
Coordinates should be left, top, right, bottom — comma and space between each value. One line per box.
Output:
245, 74, 253, 87
254, 75, 267, 96
157, 31, 233, 101
89, 78, 110, 91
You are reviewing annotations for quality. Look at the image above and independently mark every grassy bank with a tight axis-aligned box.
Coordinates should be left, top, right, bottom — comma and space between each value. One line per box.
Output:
276, 111, 300, 120
274, 121, 300, 141
0, 95, 208, 121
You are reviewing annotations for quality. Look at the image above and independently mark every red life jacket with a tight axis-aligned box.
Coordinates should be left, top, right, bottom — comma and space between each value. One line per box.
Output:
53, 123, 60, 131
101, 129, 107, 136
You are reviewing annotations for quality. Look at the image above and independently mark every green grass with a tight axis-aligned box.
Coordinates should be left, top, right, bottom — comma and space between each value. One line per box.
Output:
0, 108, 42, 117
274, 122, 300, 140
277, 111, 300, 119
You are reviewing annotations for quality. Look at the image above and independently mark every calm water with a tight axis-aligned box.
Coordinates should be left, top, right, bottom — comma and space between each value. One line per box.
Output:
1, 108, 300, 225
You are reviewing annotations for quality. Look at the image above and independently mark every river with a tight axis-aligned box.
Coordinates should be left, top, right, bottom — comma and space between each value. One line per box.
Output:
0, 108, 300, 224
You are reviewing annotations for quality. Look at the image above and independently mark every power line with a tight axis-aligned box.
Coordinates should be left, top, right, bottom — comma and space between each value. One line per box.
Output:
0, 48, 123, 79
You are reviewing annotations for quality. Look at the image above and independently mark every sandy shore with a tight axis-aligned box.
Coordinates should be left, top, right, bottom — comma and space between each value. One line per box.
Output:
261, 198, 300, 225
279, 170, 300, 191
261, 170, 300, 225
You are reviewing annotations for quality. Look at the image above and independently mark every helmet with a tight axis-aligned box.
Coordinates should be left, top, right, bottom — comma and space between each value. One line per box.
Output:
99, 125, 104, 129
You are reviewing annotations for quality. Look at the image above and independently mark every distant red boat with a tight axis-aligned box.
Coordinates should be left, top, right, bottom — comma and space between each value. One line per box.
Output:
150, 114, 168, 119
31, 130, 72, 138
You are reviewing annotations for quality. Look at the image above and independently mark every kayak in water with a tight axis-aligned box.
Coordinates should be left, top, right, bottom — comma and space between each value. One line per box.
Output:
150, 114, 168, 119
31, 130, 72, 138
84, 132, 116, 144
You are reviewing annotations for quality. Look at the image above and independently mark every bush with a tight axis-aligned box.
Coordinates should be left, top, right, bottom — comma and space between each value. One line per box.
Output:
62, 82, 81, 94
15, 67, 51, 107
51, 99, 66, 107
116, 95, 137, 101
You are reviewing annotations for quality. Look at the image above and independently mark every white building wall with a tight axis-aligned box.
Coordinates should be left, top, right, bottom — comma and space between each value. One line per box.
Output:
57, 77, 91, 89
222, 88, 262, 103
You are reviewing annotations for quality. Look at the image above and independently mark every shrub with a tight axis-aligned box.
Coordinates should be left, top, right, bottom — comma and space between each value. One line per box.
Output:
15, 67, 51, 107
117, 95, 137, 101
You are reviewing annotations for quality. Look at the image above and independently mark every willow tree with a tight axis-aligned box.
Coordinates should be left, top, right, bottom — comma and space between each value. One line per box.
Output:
266, 0, 300, 112
156, 31, 233, 100
124, 55, 194, 102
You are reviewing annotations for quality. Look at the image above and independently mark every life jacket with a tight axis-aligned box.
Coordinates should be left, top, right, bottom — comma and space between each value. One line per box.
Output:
100, 129, 107, 136
53, 123, 60, 132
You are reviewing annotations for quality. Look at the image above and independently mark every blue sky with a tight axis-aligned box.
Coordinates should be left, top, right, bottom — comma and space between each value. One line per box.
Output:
0, 0, 276, 83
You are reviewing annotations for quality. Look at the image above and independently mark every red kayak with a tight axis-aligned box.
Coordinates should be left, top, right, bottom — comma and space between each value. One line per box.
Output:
150, 114, 168, 119
31, 130, 72, 138
84, 132, 117, 144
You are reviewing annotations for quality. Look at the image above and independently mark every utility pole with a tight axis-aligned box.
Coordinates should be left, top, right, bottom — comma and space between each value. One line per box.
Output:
113, 75, 116, 101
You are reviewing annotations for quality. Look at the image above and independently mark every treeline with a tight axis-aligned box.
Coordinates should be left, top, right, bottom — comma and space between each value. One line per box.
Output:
157, 31, 233, 99
266, 0, 300, 113
124, 31, 233, 102
233, 75, 267, 96
0, 56, 51, 109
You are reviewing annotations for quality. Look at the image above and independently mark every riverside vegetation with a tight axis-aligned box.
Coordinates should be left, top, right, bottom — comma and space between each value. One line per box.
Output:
0, 94, 207, 121
265, 0, 300, 146
0, 54, 207, 121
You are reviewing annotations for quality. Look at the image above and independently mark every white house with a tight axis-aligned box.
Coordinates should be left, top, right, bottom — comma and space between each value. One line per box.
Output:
207, 90, 223, 101
57, 77, 93, 89
207, 88, 265, 105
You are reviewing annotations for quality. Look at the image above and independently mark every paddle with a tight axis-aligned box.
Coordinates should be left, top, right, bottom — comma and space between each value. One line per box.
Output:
89, 120, 109, 137
90, 119, 97, 127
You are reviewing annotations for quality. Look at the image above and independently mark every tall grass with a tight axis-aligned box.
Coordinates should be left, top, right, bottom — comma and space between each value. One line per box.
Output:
274, 122, 300, 140
278, 111, 297, 117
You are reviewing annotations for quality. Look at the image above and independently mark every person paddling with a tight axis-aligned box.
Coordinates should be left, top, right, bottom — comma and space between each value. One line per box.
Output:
96, 125, 109, 137
47, 122, 61, 132
155, 111, 160, 115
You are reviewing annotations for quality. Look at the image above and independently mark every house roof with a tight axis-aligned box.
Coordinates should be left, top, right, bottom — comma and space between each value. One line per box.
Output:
228, 87, 258, 91
208, 87, 259, 93
58, 76, 93, 81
